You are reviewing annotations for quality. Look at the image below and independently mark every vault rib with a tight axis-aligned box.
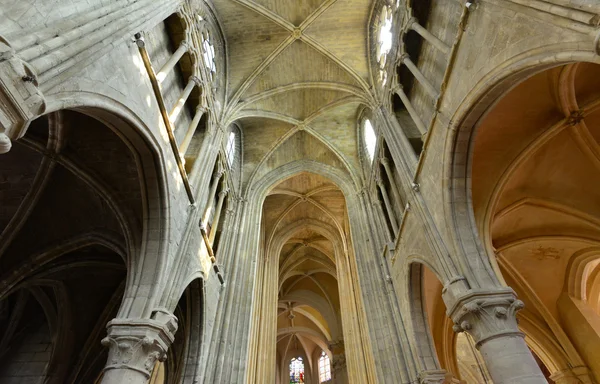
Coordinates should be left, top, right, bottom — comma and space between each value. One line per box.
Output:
226, 35, 297, 116
229, 0, 294, 31
232, 82, 367, 116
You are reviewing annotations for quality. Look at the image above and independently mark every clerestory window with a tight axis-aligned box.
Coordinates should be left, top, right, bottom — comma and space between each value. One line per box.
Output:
364, 118, 377, 163
202, 31, 216, 75
225, 131, 236, 169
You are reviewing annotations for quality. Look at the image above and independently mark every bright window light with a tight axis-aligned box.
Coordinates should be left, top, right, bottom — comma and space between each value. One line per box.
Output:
226, 131, 236, 168
378, 7, 393, 66
364, 119, 377, 162
289, 357, 304, 383
319, 351, 331, 382
202, 32, 216, 74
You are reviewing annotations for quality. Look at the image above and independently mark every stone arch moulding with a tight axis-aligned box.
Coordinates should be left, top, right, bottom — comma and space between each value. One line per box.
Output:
444, 47, 600, 289
42, 91, 172, 319
407, 262, 442, 372
245, 160, 378, 384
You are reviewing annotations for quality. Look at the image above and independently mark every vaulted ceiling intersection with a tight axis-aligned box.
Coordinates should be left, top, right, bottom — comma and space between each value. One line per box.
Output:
212, 0, 376, 190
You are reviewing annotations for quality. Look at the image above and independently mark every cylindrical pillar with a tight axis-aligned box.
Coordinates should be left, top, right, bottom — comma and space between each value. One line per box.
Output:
156, 40, 189, 83
409, 18, 450, 54
393, 86, 428, 135
380, 157, 404, 209
446, 286, 548, 384
377, 180, 399, 236
400, 53, 438, 99
203, 169, 224, 223
170, 76, 199, 126
180, 105, 205, 154
209, 188, 229, 244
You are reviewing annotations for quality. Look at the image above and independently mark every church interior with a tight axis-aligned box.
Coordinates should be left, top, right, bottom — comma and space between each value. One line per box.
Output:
0, 0, 600, 383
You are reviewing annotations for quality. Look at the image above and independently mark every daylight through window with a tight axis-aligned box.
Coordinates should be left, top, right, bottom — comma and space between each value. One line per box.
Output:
319, 351, 331, 382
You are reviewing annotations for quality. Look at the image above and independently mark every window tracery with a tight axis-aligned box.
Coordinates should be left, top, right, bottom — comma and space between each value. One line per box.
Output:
226, 131, 236, 169
289, 357, 305, 383
319, 351, 331, 382
201, 30, 217, 76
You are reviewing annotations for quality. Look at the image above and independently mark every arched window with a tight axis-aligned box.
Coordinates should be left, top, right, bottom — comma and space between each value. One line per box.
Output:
363, 118, 377, 163
201, 30, 216, 74
289, 357, 304, 383
225, 131, 236, 169
376, 5, 394, 84
319, 351, 331, 382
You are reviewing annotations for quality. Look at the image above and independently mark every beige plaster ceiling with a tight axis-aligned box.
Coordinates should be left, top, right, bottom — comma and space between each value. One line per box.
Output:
472, 62, 600, 341
212, 0, 375, 191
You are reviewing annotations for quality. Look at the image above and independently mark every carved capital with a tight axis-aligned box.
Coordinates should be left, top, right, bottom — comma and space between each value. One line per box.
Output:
101, 311, 178, 378
218, 188, 230, 198
190, 75, 202, 86
445, 287, 524, 348
418, 369, 461, 384
331, 354, 346, 373
0, 37, 46, 153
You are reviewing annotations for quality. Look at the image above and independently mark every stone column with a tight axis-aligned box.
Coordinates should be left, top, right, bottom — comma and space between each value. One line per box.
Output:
444, 283, 547, 384
377, 179, 399, 236
380, 157, 404, 209
203, 169, 224, 222
393, 85, 428, 135
180, 105, 206, 154
399, 53, 438, 99
100, 310, 178, 384
408, 18, 450, 54
170, 76, 200, 125
209, 188, 229, 244
156, 40, 189, 83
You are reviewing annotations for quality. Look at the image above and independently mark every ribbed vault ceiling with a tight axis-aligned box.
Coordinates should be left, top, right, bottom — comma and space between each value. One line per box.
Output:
213, 0, 375, 191
263, 173, 347, 366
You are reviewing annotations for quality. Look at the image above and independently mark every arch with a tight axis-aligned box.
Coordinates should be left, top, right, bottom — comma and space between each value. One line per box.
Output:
406, 261, 445, 374
565, 246, 600, 302
43, 92, 172, 318
445, 48, 600, 288
165, 277, 205, 383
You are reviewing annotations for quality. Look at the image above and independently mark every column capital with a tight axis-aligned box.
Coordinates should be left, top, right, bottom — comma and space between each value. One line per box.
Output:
190, 75, 202, 86
0, 38, 46, 154
445, 286, 524, 347
101, 311, 178, 379
218, 188, 230, 198
380, 156, 390, 167
180, 39, 190, 50
397, 51, 410, 63
331, 354, 346, 373
407, 16, 419, 28
214, 169, 225, 179
418, 369, 462, 384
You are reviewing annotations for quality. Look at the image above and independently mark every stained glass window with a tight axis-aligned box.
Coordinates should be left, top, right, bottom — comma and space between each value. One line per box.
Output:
289, 357, 304, 383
